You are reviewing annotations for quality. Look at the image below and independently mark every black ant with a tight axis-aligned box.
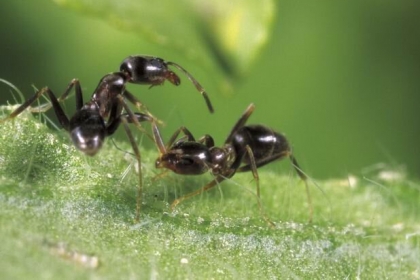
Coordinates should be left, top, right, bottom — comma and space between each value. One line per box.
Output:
151, 103, 312, 224
0, 55, 214, 221
0, 73, 154, 156
1, 55, 214, 154
120, 55, 214, 113
0, 72, 155, 221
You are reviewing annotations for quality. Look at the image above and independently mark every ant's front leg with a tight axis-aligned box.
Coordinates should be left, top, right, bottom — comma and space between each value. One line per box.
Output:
289, 155, 312, 223
162, 127, 215, 150
106, 112, 154, 137
197, 134, 215, 148
151, 124, 197, 155
166, 126, 196, 147
242, 145, 275, 227
123, 89, 164, 125
112, 95, 156, 143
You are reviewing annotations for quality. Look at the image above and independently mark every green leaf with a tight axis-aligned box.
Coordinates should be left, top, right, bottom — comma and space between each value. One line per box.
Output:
1, 100, 420, 278
52, 0, 276, 89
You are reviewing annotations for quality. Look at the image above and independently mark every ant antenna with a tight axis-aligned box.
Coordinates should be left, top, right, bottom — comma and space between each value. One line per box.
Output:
167, 61, 214, 113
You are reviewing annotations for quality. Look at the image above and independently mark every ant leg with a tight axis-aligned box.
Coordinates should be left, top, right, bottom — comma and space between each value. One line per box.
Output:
71, 79, 83, 110
243, 146, 275, 227
120, 115, 142, 223
151, 121, 167, 155
116, 95, 155, 142
237, 151, 313, 223
166, 126, 196, 147
151, 169, 171, 183
1, 79, 81, 123
106, 99, 123, 128
238, 152, 313, 223
224, 104, 255, 144
236, 151, 290, 172
30, 79, 83, 113
44, 88, 71, 130
0, 87, 50, 122
197, 134, 215, 148
123, 90, 164, 125
170, 175, 227, 210
1, 87, 70, 131
290, 155, 312, 223
152, 124, 197, 155
106, 112, 153, 136
166, 61, 214, 113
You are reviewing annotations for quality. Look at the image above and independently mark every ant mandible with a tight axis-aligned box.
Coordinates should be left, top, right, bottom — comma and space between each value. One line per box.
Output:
120, 55, 214, 113
151, 103, 313, 224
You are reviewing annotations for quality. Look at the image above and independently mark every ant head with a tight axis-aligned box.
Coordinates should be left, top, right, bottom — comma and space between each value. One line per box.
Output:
155, 143, 210, 175
69, 111, 106, 156
120, 55, 214, 113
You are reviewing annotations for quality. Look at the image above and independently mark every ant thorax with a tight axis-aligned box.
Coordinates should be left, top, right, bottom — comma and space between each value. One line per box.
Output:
209, 145, 236, 175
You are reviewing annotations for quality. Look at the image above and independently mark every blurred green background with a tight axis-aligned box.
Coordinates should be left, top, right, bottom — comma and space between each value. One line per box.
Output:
0, 0, 419, 179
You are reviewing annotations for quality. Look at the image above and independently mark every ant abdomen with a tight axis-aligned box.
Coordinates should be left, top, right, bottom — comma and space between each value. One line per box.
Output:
233, 125, 291, 167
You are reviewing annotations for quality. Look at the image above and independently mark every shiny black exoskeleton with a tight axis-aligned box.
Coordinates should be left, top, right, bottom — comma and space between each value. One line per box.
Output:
1, 72, 153, 156
1, 55, 215, 155
120, 55, 214, 113
152, 103, 312, 223
0, 72, 155, 221
1, 54, 215, 222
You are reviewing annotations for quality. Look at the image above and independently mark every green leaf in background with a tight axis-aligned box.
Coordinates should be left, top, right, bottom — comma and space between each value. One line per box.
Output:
52, 0, 275, 90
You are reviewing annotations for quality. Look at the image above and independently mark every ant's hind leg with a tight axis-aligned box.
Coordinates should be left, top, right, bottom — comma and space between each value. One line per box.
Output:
28, 79, 83, 113
1, 87, 70, 131
166, 126, 197, 147
243, 146, 275, 227
1, 79, 82, 125
290, 155, 313, 223
170, 176, 226, 210
0, 87, 49, 122
153, 125, 204, 155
